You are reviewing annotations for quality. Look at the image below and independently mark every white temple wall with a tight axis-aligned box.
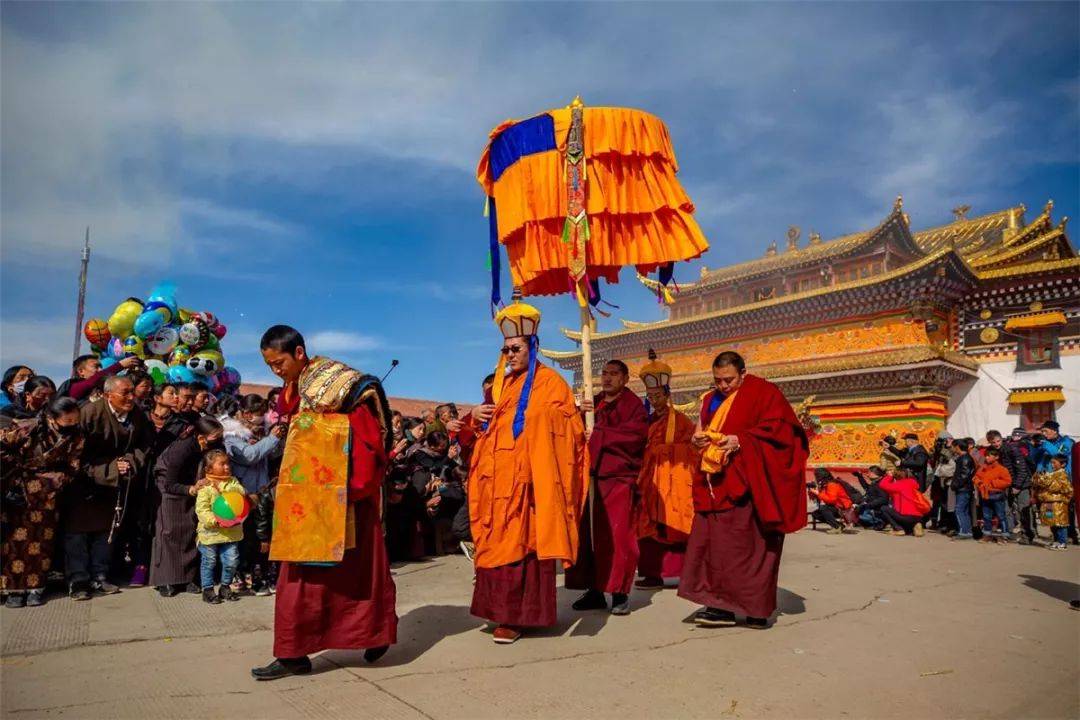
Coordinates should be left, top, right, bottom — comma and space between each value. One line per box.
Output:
947, 353, 1080, 439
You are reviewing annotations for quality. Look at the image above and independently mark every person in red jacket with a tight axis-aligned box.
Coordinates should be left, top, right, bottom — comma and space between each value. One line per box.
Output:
879, 469, 927, 537
974, 447, 1014, 542
808, 468, 854, 534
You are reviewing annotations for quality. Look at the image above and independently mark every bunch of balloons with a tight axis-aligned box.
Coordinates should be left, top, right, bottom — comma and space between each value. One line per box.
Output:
83, 283, 242, 394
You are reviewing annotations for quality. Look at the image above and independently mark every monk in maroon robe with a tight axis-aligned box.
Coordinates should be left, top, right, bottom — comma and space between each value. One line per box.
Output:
566, 360, 649, 615
252, 326, 397, 681
679, 351, 807, 629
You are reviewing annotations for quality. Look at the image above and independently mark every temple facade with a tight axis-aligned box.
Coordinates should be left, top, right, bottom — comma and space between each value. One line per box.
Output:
543, 199, 1079, 468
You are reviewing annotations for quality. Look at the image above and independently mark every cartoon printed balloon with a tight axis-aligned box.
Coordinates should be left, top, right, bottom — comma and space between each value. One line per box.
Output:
146, 326, 179, 356
166, 365, 197, 385
187, 349, 224, 376
144, 359, 169, 385
123, 335, 146, 359
84, 319, 111, 347
107, 300, 143, 339
133, 310, 166, 339
107, 337, 126, 360
179, 319, 209, 349
169, 344, 192, 367
194, 311, 218, 329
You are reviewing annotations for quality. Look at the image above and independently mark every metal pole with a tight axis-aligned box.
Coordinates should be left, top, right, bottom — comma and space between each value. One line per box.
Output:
73, 227, 90, 363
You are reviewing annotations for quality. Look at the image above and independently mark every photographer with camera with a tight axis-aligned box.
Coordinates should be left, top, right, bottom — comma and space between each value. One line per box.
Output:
878, 435, 902, 474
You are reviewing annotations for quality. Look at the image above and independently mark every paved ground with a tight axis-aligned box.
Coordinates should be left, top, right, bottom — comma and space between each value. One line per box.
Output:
2, 529, 1078, 719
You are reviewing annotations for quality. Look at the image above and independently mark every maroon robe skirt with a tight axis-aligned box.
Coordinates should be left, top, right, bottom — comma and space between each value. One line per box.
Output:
678, 500, 784, 619
273, 500, 398, 658
637, 536, 685, 579
565, 476, 639, 594
471, 553, 557, 627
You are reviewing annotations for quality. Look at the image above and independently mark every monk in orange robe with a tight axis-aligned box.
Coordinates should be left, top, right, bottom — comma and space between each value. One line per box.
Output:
634, 352, 698, 589
680, 351, 808, 630
468, 299, 588, 644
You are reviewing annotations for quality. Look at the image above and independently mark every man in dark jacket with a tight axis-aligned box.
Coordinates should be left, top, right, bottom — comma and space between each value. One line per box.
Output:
987, 430, 1034, 544
852, 467, 891, 529
950, 439, 976, 539
898, 433, 930, 491
64, 376, 152, 599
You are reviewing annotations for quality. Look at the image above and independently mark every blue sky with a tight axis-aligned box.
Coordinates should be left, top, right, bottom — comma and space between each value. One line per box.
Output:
2, 2, 1077, 403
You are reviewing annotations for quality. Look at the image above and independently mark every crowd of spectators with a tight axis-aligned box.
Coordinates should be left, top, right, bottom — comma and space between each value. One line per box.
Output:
809, 427, 1077, 549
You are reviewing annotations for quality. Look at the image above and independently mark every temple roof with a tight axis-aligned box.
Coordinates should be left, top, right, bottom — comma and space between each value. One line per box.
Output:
686, 201, 1023, 290
557, 244, 974, 344
650, 345, 978, 393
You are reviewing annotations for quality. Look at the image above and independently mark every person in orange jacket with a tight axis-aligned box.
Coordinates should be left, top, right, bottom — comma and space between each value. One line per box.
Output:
973, 447, 1014, 541
808, 468, 854, 535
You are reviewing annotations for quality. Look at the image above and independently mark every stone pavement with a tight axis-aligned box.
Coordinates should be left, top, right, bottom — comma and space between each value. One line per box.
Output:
2, 529, 1078, 719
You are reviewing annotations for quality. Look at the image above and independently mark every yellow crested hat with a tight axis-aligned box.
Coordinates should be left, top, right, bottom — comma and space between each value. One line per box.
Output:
638, 348, 672, 390
494, 291, 541, 338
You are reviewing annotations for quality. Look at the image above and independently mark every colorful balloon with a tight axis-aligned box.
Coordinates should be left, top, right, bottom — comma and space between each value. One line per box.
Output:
146, 326, 179, 356
169, 344, 192, 366
107, 337, 126, 359
133, 310, 166, 339
195, 311, 219, 329
220, 366, 242, 388
212, 323, 227, 339
166, 365, 197, 385
144, 359, 169, 385
101, 357, 117, 370
202, 334, 220, 351
107, 300, 143, 339
84, 319, 111, 347
211, 491, 250, 527
179, 319, 209, 349
187, 349, 224, 377
123, 335, 146, 359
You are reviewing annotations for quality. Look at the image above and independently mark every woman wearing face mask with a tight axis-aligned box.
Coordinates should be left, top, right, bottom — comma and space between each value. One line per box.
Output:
0, 366, 34, 412
149, 416, 224, 597
0, 376, 56, 422
1, 397, 84, 608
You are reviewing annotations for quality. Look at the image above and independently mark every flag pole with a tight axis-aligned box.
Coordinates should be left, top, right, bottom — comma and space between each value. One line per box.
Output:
72, 227, 90, 363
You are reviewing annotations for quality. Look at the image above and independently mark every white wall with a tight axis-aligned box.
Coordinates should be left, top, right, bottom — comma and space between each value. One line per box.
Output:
947, 354, 1080, 439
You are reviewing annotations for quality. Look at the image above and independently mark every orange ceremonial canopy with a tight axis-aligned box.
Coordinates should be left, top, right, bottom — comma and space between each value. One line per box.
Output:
477, 100, 709, 301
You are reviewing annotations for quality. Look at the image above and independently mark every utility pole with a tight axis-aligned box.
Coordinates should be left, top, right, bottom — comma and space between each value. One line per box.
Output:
73, 227, 90, 363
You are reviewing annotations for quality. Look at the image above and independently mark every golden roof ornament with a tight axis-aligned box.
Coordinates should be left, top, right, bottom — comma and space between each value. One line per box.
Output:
808, 231, 822, 246
765, 240, 778, 257
952, 204, 971, 221
786, 226, 800, 252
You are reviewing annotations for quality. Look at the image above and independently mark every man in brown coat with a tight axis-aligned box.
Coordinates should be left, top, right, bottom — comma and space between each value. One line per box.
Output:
63, 376, 152, 600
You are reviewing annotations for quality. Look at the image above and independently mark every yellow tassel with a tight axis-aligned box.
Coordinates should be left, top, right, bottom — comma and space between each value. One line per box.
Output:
483, 196, 490, 218
491, 352, 507, 406
663, 288, 674, 304
575, 281, 588, 308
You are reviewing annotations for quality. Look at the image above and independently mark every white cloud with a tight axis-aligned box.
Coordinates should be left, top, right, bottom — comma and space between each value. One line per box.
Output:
0, 317, 82, 381
306, 330, 382, 354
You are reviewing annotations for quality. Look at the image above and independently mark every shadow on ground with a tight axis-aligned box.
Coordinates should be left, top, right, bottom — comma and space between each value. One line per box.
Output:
1018, 574, 1079, 603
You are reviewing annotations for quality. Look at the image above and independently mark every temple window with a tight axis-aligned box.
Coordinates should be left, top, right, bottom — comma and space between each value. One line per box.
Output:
1005, 312, 1066, 372
1016, 329, 1060, 370
1020, 401, 1056, 431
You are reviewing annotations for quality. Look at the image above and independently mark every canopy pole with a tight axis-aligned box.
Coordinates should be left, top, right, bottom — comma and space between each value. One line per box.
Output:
580, 305, 594, 431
